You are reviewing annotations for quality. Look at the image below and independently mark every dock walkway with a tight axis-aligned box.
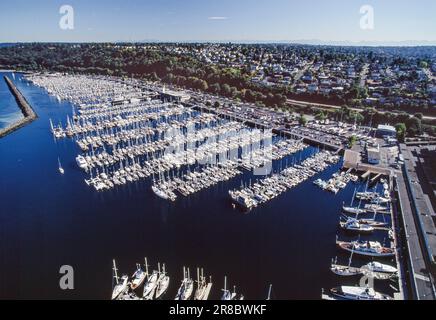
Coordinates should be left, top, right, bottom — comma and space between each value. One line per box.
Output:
194, 105, 343, 152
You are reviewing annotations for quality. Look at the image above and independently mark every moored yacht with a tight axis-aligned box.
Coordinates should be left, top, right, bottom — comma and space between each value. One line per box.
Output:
340, 219, 375, 234
330, 286, 393, 300
194, 268, 212, 300
143, 258, 159, 300
58, 157, 65, 174
155, 263, 170, 300
130, 263, 147, 291
175, 267, 194, 300
362, 261, 397, 275
221, 276, 236, 301
342, 205, 365, 215
152, 185, 170, 200
111, 260, 129, 300
76, 155, 88, 170
337, 240, 395, 257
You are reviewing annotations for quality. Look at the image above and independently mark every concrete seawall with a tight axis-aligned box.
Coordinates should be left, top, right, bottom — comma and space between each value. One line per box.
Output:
0, 76, 38, 138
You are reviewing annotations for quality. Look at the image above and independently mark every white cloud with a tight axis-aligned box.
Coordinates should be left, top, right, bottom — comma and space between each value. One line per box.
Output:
208, 16, 229, 20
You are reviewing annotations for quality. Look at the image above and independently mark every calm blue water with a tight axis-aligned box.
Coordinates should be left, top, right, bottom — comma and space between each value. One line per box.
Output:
0, 74, 395, 300
0, 72, 23, 129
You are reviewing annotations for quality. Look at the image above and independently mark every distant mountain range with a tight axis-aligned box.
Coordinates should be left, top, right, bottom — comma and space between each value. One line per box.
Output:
287, 39, 436, 47
2, 40, 436, 47
120, 39, 436, 47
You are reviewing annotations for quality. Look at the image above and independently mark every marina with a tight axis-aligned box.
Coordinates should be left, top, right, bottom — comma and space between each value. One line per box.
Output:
0, 73, 404, 300
0, 0, 435, 305
111, 260, 217, 301
229, 151, 341, 210
323, 176, 403, 300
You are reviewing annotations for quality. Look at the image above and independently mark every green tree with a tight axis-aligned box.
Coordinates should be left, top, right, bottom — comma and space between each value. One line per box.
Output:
395, 123, 407, 142
348, 135, 357, 148
315, 110, 327, 121
299, 114, 308, 126
406, 117, 422, 136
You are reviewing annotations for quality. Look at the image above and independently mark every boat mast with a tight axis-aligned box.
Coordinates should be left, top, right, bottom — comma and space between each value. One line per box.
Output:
144, 257, 149, 279
267, 284, 273, 300
348, 245, 355, 268
113, 259, 119, 285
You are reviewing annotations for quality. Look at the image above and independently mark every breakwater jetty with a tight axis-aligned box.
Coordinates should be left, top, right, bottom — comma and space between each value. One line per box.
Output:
0, 76, 37, 138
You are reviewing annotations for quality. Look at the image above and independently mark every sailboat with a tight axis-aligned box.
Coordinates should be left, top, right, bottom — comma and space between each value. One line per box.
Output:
155, 263, 170, 300
221, 276, 236, 300
331, 246, 397, 280
342, 205, 365, 215
194, 268, 212, 300
130, 263, 147, 291
342, 190, 365, 215
175, 267, 194, 300
337, 239, 395, 257
330, 286, 393, 300
339, 218, 375, 234
58, 157, 65, 175
143, 258, 159, 300
111, 260, 129, 300
330, 242, 361, 277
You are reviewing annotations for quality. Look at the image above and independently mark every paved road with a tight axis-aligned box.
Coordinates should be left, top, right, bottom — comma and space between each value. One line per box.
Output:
290, 61, 314, 89
359, 63, 370, 88
286, 98, 436, 121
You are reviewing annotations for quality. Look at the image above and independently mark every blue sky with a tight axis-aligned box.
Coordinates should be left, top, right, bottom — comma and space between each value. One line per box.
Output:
0, 0, 435, 43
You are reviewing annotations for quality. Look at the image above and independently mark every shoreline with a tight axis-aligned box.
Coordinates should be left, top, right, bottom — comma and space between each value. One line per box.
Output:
0, 76, 38, 138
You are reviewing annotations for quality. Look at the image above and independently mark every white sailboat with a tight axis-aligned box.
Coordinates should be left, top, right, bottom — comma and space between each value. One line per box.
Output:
194, 268, 212, 300
342, 205, 365, 215
130, 263, 147, 291
340, 219, 375, 234
143, 258, 159, 300
337, 239, 395, 257
111, 260, 129, 300
155, 263, 170, 299
175, 267, 194, 300
76, 155, 88, 171
221, 276, 236, 300
330, 246, 361, 277
58, 157, 65, 174
330, 286, 393, 300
